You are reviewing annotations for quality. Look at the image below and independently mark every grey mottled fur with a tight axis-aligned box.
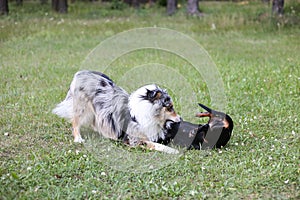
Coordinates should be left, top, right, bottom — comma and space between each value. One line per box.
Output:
52, 70, 167, 144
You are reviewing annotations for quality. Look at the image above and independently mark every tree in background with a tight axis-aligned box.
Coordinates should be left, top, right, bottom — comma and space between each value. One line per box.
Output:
0, 0, 9, 15
16, 0, 23, 6
272, 0, 284, 15
40, 0, 48, 5
187, 0, 203, 16
166, 0, 203, 16
52, 0, 68, 13
166, 0, 177, 15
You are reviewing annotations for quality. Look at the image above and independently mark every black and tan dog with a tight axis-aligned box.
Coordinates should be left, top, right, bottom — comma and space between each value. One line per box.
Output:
160, 104, 234, 150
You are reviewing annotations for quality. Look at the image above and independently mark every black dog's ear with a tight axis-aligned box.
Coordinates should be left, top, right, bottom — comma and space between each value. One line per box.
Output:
198, 103, 226, 118
198, 103, 212, 113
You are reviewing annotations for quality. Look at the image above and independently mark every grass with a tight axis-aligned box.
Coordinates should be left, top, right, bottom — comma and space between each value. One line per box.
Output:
1, 0, 299, 199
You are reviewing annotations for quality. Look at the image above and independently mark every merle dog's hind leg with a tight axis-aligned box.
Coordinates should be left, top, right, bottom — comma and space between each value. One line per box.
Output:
72, 115, 84, 143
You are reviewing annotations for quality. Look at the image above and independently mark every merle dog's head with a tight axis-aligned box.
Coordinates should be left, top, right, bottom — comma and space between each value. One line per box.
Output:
129, 84, 180, 125
128, 84, 181, 142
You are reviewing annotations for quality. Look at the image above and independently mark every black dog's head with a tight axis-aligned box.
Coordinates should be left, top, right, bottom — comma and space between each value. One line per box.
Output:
196, 103, 234, 148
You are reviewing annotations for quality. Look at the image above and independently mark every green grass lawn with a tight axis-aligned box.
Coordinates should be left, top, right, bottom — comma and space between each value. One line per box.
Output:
1, 0, 299, 199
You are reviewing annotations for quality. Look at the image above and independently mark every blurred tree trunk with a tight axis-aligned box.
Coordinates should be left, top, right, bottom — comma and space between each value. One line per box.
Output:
40, 0, 48, 5
272, 0, 284, 15
166, 0, 177, 16
16, 0, 23, 6
187, 0, 203, 16
0, 0, 9, 15
262, 0, 270, 3
131, 0, 139, 8
52, 0, 68, 13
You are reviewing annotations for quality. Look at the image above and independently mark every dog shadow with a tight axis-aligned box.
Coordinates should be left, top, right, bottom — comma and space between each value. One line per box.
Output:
81, 127, 184, 173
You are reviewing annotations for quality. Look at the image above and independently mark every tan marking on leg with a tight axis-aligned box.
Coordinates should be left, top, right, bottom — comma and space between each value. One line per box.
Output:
72, 116, 84, 143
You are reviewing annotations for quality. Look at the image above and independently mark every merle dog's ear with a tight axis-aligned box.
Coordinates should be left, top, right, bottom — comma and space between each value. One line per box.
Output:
147, 89, 162, 102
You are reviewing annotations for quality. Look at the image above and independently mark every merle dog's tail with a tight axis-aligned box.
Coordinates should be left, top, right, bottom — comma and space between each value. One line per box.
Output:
52, 89, 73, 121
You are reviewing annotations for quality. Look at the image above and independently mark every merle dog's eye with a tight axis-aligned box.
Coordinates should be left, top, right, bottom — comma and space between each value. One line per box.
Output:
166, 105, 173, 112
